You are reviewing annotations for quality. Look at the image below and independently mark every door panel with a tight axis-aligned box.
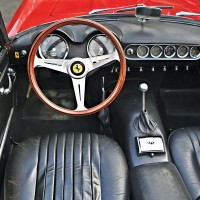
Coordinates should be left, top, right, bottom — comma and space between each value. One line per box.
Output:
0, 11, 13, 159
0, 51, 14, 149
0, 12, 14, 199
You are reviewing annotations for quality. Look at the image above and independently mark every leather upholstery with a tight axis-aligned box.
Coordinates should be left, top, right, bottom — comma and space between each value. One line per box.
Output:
4, 132, 129, 200
170, 127, 200, 200
131, 162, 191, 200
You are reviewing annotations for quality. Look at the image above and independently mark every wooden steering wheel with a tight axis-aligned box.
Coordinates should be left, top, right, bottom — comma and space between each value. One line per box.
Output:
28, 18, 126, 116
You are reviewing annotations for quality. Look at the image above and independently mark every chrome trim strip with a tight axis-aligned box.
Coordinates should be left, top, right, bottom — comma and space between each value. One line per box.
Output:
0, 108, 14, 159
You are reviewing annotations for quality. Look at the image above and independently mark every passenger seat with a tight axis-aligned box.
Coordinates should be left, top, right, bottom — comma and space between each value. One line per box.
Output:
169, 127, 200, 200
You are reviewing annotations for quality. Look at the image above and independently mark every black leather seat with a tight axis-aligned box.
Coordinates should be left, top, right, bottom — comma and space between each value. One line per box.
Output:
4, 132, 129, 200
169, 127, 200, 200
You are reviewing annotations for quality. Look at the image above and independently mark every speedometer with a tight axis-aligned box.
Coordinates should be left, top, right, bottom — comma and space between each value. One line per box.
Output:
39, 34, 69, 59
87, 34, 115, 57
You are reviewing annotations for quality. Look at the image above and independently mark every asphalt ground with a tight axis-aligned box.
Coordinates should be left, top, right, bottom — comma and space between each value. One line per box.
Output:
0, 0, 22, 24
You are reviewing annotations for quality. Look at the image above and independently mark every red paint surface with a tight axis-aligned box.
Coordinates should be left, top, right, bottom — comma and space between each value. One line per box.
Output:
6, 0, 200, 36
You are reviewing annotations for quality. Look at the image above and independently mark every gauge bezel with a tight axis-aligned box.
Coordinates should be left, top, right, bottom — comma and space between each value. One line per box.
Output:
150, 45, 163, 58
87, 33, 116, 58
177, 45, 189, 58
137, 45, 149, 58
190, 46, 200, 59
164, 45, 176, 58
38, 33, 69, 59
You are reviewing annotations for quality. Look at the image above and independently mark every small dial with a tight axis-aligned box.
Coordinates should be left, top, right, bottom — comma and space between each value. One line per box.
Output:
137, 45, 149, 58
150, 46, 162, 58
39, 34, 69, 59
177, 46, 189, 58
87, 35, 115, 57
190, 46, 200, 59
164, 46, 176, 58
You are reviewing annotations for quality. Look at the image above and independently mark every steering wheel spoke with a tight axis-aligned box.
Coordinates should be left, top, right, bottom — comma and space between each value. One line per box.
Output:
71, 77, 87, 111
89, 50, 119, 72
34, 56, 69, 74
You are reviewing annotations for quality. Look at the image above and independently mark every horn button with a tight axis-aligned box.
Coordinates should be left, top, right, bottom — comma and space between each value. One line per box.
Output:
68, 60, 89, 79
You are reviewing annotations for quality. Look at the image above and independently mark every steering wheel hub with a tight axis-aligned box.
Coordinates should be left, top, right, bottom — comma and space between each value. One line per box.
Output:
71, 62, 85, 76
68, 59, 88, 79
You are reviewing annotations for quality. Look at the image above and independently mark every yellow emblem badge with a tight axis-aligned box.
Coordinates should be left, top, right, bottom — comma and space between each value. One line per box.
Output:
15, 52, 20, 59
72, 63, 84, 74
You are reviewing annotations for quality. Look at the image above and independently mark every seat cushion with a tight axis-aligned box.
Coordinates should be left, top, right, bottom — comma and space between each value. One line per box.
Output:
169, 127, 200, 200
4, 132, 129, 200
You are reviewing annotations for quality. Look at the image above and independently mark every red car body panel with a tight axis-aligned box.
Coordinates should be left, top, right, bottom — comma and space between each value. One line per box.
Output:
6, 0, 200, 37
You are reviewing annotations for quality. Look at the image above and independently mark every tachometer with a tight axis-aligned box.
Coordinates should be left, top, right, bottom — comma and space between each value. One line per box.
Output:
164, 46, 176, 58
190, 46, 200, 59
87, 34, 115, 57
177, 46, 189, 58
39, 34, 69, 59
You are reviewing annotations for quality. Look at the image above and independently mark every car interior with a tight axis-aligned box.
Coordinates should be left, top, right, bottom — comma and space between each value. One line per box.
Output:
1, 6, 200, 200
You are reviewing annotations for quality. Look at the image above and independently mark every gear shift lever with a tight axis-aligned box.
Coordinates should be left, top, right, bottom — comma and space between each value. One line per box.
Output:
139, 83, 148, 112
134, 83, 157, 134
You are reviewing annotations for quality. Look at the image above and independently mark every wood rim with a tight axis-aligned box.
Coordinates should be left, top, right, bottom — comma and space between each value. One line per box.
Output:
28, 18, 126, 116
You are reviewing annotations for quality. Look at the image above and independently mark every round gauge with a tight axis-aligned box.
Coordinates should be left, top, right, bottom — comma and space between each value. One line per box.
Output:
164, 46, 176, 58
150, 46, 162, 58
177, 46, 189, 58
39, 34, 69, 59
190, 46, 200, 59
137, 45, 149, 58
87, 35, 115, 57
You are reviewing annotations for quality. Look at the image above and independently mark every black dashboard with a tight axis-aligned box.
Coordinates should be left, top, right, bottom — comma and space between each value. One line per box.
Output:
9, 14, 200, 71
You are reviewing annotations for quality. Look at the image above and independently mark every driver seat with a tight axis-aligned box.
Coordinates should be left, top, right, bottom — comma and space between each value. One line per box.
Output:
4, 132, 129, 200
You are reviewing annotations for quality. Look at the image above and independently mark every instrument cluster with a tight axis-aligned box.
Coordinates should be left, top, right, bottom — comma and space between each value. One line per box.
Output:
125, 44, 200, 60
38, 32, 115, 60
38, 31, 200, 62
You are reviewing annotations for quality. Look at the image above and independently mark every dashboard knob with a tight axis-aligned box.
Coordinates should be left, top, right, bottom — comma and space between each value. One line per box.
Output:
127, 48, 134, 55
139, 83, 148, 93
21, 50, 27, 56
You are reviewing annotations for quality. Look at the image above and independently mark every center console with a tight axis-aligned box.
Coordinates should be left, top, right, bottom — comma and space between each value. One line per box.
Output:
109, 79, 170, 167
109, 79, 191, 200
